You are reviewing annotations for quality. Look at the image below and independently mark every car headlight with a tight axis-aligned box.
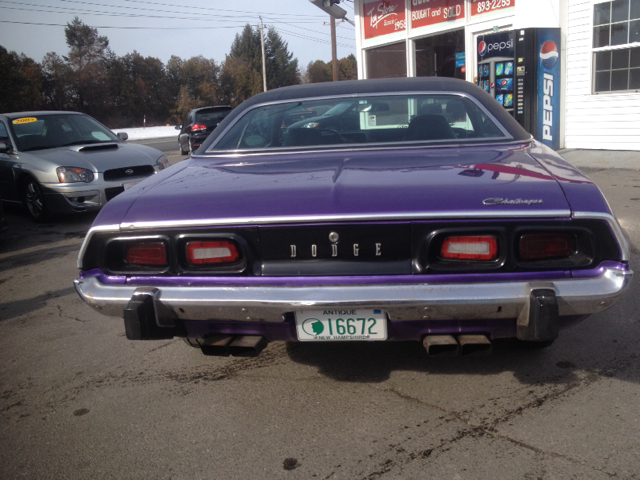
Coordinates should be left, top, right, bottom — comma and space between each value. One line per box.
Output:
56, 167, 94, 183
154, 154, 169, 172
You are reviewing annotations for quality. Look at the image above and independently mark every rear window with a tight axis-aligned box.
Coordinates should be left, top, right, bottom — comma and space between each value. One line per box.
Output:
210, 94, 507, 152
194, 108, 232, 125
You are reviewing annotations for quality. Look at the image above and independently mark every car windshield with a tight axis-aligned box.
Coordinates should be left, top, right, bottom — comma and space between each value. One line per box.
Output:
194, 108, 232, 125
210, 94, 507, 152
10, 114, 120, 152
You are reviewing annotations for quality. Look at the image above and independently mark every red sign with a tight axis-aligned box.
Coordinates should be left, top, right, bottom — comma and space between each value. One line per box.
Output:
410, 0, 465, 29
471, 0, 514, 16
363, 0, 406, 39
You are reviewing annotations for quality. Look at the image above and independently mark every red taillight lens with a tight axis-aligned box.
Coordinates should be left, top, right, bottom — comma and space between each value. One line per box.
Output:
190, 123, 207, 132
519, 233, 575, 260
126, 242, 167, 265
440, 235, 498, 260
186, 240, 239, 265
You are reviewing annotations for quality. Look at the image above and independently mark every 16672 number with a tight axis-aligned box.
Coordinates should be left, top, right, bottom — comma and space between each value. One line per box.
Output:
326, 317, 378, 336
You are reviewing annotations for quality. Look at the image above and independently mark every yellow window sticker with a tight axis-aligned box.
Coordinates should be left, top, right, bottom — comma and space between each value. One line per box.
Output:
12, 117, 38, 124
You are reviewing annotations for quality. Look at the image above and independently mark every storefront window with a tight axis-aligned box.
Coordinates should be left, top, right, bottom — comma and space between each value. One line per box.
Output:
415, 30, 465, 79
366, 42, 407, 79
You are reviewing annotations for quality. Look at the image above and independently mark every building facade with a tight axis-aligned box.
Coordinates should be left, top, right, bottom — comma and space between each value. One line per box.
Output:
352, 0, 640, 150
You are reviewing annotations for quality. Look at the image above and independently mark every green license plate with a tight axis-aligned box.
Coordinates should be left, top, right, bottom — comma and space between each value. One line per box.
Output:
295, 309, 388, 341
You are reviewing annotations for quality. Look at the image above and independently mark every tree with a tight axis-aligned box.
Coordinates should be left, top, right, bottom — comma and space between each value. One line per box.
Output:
338, 54, 358, 81
303, 54, 358, 84
0, 46, 42, 112
222, 23, 300, 104
168, 56, 220, 122
63, 17, 112, 115
305, 59, 332, 84
265, 27, 300, 89
106, 52, 171, 127
41, 52, 74, 110
219, 56, 262, 107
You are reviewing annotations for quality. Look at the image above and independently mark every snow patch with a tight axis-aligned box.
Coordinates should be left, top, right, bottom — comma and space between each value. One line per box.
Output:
112, 125, 178, 141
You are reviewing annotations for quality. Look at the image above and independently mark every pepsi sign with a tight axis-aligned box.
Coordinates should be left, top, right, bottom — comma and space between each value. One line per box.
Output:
540, 40, 559, 69
536, 29, 561, 150
476, 31, 514, 61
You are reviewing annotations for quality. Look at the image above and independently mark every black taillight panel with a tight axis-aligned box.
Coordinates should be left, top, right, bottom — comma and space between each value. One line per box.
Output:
513, 226, 595, 269
81, 227, 261, 276
412, 219, 621, 274
176, 234, 248, 273
104, 236, 171, 274
417, 227, 507, 273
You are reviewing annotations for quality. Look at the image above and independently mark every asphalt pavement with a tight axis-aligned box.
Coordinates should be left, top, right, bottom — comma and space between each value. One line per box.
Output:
1, 141, 638, 479
559, 149, 640, 169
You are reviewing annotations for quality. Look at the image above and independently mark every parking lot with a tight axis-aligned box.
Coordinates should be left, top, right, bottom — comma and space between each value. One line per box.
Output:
1, 153, 639, 479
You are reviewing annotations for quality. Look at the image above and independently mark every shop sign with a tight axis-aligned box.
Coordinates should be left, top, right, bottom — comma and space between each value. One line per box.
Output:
410, 0, 465, 28
471, 0, 515, 16
363, 0, 406, 39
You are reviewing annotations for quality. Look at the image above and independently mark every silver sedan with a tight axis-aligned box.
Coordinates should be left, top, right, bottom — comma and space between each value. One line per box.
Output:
0, 111, 168, 222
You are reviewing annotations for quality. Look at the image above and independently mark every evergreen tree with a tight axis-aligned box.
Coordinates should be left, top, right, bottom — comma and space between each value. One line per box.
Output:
265, 27, 300, 89
223, 23, 300, 103
63, 17, 112, 116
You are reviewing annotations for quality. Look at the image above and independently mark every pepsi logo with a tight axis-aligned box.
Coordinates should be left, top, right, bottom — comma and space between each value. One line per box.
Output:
478, 41, 487, 56
540, 40, 559, 69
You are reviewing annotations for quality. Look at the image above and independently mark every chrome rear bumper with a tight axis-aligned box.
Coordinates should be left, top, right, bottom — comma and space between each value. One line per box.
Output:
74, 267, 632, 323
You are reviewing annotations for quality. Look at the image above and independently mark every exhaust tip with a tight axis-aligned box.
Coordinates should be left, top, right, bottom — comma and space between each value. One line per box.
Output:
458, 334, 492, 356
200, 334, 235, 356
423, 335, 460, 357
228, 335, 268, 357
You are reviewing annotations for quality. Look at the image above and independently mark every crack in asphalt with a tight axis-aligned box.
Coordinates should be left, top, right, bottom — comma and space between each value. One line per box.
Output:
354, 361, 635, 479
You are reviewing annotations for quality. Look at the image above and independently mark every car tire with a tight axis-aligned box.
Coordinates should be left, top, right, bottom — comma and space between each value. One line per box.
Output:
22, 178, 49, 223
180, 139, 189, 155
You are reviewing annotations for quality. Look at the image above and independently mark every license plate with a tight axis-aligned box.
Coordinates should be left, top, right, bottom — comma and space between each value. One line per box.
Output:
123, 181, 139, 190
295, 309, 387, 341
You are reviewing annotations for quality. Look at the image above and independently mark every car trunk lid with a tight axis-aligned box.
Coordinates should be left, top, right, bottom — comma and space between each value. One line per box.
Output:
116, 144, 573, 227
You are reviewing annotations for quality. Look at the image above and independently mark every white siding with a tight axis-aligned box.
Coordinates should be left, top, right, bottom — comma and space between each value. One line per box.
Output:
565, 0, 640, 150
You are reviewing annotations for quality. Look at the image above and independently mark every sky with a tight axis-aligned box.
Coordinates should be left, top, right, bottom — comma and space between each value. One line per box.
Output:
0, 0, 357, 69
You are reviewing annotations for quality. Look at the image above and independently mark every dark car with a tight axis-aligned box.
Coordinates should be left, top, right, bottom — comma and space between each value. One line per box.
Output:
177, 106, 232, 155
0, 198, 7, 234
0, 111, 169, 222
75, 77, 632, 359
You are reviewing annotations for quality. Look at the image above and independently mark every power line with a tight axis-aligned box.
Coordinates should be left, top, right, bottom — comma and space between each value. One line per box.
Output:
0, 3, 325, 23
0, 0, 327, 19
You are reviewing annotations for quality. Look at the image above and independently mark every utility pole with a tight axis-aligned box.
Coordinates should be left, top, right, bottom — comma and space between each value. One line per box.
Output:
330, 15, 338, 81
259, 16, 267, 92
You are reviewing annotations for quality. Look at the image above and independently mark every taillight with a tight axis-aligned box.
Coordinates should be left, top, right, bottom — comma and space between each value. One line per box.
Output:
186, 240, 239, 265
126, 242, 167, 265
190, 123, 207, 132
519, 233, 575, 260
440, 235, 498, 261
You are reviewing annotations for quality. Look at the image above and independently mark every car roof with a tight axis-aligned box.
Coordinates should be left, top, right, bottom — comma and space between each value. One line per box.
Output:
201, 77, 532, 150
192, 106, 232, 112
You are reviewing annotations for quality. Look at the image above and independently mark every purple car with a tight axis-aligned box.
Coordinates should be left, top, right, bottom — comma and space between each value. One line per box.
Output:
74, 77, 633, 358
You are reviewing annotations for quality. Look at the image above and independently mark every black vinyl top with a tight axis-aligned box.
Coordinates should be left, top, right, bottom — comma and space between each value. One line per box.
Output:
201, 77, 532, 151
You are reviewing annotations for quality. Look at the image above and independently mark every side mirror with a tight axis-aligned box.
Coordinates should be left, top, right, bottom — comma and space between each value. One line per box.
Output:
0, 141, 10, 154
175, 125, 181, 130
117, 132, 128, 141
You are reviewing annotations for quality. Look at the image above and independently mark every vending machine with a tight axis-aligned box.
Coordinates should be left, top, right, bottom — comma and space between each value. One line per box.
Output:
476, 28, 561, 150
